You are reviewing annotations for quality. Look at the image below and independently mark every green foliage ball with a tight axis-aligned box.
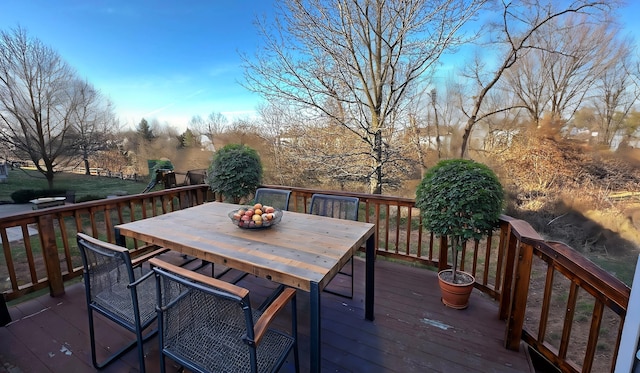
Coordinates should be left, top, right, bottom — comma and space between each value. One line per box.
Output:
207, 144, 263, 203
415, 159, 504, 243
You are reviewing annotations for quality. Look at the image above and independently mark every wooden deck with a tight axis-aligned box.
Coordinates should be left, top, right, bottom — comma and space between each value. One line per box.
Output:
0, 256, 534, 372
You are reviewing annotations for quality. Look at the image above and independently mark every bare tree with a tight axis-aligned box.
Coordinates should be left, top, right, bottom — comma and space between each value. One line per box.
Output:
406, 87, 447, 177
591, 43, 639, 146
243, 0, 487, 193
504, 14, 625, 128
256, 102, 295, 185
406, 113, 427, 177
68, 79, 120, 174
227, 117, 257, 146
459, 0, 616, 158
0, 27, 81, 188
188, 111, 228, 152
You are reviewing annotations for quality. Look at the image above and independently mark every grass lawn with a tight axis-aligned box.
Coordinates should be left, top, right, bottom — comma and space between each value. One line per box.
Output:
0, 168, 158, 202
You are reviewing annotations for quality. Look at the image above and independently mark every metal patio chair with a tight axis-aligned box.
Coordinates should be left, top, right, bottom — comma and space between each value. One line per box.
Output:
309, 193, 360, 298
254, 188, 292, 210
150, 258, 299, 373
77, 233, 165, 373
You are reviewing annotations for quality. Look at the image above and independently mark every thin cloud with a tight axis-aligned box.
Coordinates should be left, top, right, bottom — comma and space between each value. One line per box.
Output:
144, 89, 206, 117
144, 103, 176, 117
208, 64, 237, 77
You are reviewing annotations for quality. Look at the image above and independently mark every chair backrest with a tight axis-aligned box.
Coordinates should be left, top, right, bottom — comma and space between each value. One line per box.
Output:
254, 188, 292, 210
152, 259, 268, 373
77, 233, 146, 326
309, 194, 359, 221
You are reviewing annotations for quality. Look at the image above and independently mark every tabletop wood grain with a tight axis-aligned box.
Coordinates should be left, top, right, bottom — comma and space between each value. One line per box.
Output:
116, 201, 376, 291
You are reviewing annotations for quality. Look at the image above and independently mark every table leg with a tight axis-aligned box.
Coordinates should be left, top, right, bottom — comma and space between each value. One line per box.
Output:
310, 281, 321, 373
115, 228, 125, 247
365, 234, 375, 321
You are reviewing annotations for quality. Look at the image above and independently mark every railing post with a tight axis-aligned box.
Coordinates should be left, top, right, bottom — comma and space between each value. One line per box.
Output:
504, 240, 533, 351
37, 214, 65, 297
615, 254, 640, 372
499, 224, 519, 320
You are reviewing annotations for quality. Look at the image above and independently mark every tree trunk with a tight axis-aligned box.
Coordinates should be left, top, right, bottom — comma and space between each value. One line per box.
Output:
45, 170, 54, 189
460, 115, 476, 158
371, 130, 383, 194
451, 235, 459, 283
431, 90, 442, 159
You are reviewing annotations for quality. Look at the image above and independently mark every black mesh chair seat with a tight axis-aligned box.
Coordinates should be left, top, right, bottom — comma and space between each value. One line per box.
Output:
77, 233, 162, 372
151, 258, 299, 373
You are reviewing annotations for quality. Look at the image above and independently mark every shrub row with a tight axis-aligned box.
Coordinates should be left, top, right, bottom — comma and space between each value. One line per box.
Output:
11, 189, 69, 203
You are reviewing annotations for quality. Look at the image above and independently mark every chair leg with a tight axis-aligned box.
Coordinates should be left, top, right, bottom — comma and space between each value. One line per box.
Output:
258, 284, 286, 312
88, 308, 157, 372
292, 294, 300, 373
323, 257, 354, 299
135, 321, 148, 373
350, 256, 354, 298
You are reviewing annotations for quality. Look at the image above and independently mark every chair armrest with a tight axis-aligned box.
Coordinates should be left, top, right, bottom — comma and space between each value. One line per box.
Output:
131, 247, 170, 267
253, 287, 296, 345
128, 269, 155, 288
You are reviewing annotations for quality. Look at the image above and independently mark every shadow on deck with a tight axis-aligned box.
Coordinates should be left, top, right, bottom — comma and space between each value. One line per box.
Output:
0, 256, 534, 372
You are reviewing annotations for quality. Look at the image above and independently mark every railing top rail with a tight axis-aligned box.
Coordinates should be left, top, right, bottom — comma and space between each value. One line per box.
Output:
0, 184, 209, 225
500, 215, 543, 240
522, 237, 630, 313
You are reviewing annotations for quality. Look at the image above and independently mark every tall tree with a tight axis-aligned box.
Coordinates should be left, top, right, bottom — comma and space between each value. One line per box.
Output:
68, 79, 119, 174
177, 128, 200, 148
459, 1, 617, 157
591, 42, 638, 146
504, 14, 626, 127
243, 0, 487, 194
136, 118, 155, 141
0, 27, 81, 188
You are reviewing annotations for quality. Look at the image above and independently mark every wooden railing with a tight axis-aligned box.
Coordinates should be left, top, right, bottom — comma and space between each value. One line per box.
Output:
0, 185, 211, 300
0, 184, 631, 372
267, 185, 631, 373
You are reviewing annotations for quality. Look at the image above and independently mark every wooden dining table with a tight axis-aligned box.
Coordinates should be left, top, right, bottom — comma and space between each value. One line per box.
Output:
114, 201, 376, 373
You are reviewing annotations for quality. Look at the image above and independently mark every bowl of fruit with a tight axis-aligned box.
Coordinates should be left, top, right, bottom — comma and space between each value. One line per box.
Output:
228, 203, 283, 229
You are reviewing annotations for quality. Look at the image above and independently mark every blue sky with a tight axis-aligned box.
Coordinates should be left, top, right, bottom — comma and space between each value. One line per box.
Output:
0, 1, 275, 131
0, 1, 639, 132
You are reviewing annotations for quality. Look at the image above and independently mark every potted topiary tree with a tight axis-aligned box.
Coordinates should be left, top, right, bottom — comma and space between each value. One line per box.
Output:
415, 159, 504, 309
207, 144, 263, 203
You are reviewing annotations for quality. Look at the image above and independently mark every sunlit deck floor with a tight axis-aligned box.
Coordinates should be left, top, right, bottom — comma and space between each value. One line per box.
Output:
0, 256, 534, 372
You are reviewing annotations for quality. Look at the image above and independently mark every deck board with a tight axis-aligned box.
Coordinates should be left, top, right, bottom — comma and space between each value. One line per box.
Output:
0, 256, 533, 372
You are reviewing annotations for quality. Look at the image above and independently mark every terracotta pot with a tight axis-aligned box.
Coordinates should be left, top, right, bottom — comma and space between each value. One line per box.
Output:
437, 269, 475, 309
